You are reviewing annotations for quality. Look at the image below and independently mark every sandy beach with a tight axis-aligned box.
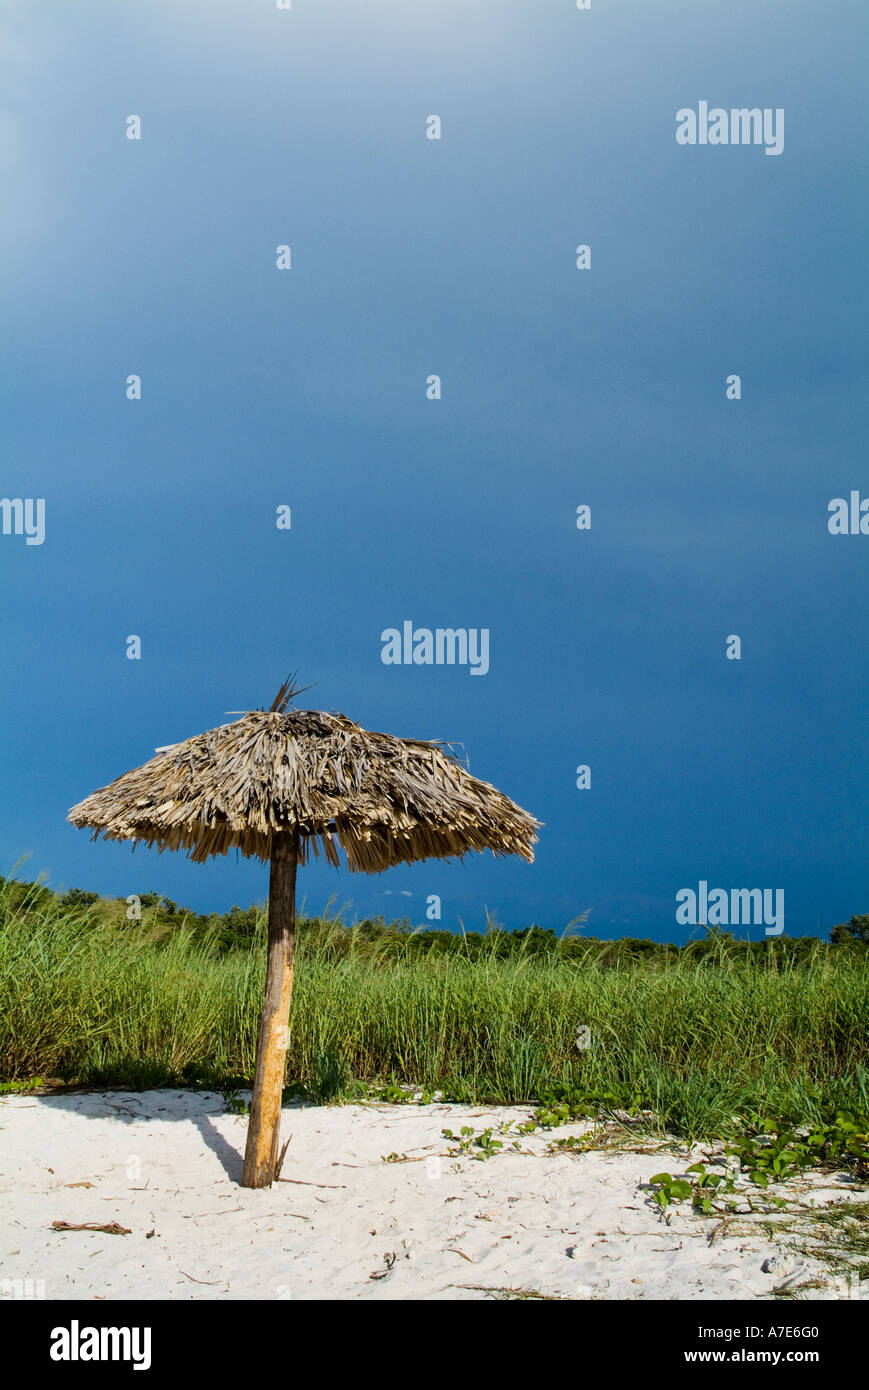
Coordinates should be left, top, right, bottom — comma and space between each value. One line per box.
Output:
1, 1091, 864, 1301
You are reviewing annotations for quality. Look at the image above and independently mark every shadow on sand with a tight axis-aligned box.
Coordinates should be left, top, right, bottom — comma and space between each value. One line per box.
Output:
8, 1090, 277, 1185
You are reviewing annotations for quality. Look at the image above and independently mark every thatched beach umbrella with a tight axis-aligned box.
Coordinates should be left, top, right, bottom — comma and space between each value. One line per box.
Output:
68, 682, 540, 1188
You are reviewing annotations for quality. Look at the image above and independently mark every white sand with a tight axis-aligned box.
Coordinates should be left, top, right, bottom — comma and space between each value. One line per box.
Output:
0, 1091, 863, 1301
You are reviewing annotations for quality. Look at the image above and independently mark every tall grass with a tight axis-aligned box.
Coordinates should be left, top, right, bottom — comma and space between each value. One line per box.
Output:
1, 877, 866, 1140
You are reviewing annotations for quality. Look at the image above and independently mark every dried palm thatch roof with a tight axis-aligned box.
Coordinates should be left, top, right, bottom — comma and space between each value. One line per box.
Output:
67, 697, 540, 873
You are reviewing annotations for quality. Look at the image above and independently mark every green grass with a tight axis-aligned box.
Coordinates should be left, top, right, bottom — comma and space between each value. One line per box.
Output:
0, 874, 867, 1144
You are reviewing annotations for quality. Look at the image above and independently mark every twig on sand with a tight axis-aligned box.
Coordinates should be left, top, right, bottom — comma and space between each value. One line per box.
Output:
451, 1283, 567, 1301
275, 1177, 347, 1189
177, 1269, 225, 1286
369, 1252, 397, 1280
182, 1208, 245, 1220
274, 1135, 292, 1181
52, 1220, 130, 1235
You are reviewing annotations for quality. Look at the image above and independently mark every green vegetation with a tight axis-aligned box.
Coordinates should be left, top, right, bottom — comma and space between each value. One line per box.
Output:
786, 1200, 869, 1284
830, 914, 869, 945
442, 1126, 507, 1160
0, 872, 867, 1154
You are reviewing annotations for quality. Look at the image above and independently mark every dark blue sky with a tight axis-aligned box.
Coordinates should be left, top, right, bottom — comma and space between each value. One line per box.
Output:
2, 1, 866, 939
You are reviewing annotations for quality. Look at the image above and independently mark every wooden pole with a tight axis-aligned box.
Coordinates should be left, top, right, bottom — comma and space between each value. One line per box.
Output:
241, 829, 299, 1189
